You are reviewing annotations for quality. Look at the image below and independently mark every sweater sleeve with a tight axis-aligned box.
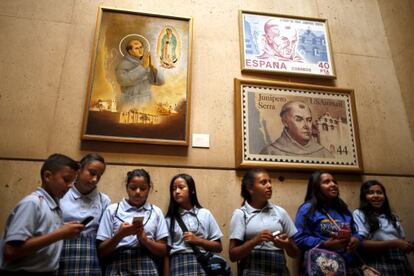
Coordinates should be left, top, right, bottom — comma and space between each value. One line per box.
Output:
293, 203, 324, 251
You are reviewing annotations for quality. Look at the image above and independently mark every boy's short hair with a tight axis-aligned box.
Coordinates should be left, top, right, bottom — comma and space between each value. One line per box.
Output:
40, 153, 79, 180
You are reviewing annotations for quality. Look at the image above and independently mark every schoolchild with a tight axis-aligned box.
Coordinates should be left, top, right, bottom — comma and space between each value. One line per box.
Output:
96, 169, 168, 275
57, 153, 111, 275
0, 153, 84, 275
353, 180, 414, 275
165, 173, 224, 275
229, 168, 299, 275
294, 171, 362, 275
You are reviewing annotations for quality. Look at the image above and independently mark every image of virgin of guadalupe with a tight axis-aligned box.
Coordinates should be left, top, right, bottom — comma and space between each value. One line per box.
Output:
159, 27, 178, 68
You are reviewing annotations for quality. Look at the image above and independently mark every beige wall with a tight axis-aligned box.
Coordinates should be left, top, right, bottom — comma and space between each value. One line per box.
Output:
1, 0, 413, 273
377, 0, 414, 138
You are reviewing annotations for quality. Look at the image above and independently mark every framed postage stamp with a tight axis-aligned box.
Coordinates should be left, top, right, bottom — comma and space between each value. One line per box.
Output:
81, 6, 193, 145
234, 79, 363, 172
239, 10, 336, 79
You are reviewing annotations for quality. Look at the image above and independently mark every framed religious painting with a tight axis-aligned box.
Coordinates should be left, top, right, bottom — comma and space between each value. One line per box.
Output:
234, 79, 363, 172
81, 6, 193, 145
239, 10, 336, 79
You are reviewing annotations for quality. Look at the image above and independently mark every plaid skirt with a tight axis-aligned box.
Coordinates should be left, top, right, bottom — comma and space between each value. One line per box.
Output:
56, 236, 101, 276
241, 249, 289, 276
363, 248, 414, 276
170, 252, 206, 276
104, 247, 158, 276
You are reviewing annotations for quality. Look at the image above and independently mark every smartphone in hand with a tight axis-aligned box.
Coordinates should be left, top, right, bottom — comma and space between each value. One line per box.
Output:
133, 216, 145, 223
80, 216, 94, 226
272, 230, 281, 237
336, 225, 351, 239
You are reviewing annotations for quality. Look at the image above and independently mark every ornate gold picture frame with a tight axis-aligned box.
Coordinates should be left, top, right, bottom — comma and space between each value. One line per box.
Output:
81, 7, 193, 145
235, 79, 363, 172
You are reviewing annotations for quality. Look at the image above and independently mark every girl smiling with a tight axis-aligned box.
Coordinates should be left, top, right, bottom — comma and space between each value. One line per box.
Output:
353, 180, 413, 275
294, 171, 362, 275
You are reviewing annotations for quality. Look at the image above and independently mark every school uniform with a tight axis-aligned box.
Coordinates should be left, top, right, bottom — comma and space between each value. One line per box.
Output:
353, 209, 414, 275
166, 207, 223, 276
229, 201, 297, 276
0, 187, 63, 273
294, 202, 363, 276
57, 186, 111, 275
96, 199, 168, 276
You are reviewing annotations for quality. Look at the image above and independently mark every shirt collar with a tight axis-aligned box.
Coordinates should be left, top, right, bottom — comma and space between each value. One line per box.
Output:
121, 198, 151, 212
71, 185, 98, 200
37, 187, 59, 210
179, 206, 199, 216
243, 201, 272, 214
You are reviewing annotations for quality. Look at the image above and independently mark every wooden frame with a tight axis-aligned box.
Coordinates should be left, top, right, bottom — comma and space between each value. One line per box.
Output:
239, 10, 336, 79
81, 6, 193, 145
235, 79, 363, 172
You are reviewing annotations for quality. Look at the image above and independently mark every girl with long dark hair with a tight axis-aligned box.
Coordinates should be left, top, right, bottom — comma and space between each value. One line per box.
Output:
294, 171, 362, 275
229, 169, 299, 275
165, 173, 224, 275
353, 180, 413, 275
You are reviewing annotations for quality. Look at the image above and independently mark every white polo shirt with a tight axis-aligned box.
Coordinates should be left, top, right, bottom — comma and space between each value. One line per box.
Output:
96, 199, 169, 248
229, 201, 297, 250
1, 187, 63, 272
166, 207, 223, 255
60, 186, 111, 237
353, 209, 405, 240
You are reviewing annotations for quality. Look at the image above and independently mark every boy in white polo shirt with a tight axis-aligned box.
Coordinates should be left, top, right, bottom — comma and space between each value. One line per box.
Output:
1, 153, 85, 274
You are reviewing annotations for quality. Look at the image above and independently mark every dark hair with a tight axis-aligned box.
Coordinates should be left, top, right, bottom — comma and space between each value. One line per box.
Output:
303, 171, 349, 219
165, 173, 203, 242
79, 153, 105, 168
126, 169, 151, 188
40, 153, 79, 181
241, 168, 268, 205
126, 40, 134, 51
359, 180, 399, 234
126, 39, 142, 52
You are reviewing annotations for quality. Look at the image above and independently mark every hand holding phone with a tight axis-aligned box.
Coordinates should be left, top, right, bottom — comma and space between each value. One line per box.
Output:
272, 230, 281, 237
133, 216, 144, 223
80, 216, 94, 226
